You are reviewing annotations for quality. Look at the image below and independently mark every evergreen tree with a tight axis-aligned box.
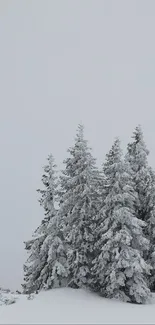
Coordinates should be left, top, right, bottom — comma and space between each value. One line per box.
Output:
58, 124, 100, 289
91, 139, 151, 304
36, 215, 69, 290
146, 167, 155, 290
126, 125, 151, 223
22, 155, 68, 293
126, 126, 155, 290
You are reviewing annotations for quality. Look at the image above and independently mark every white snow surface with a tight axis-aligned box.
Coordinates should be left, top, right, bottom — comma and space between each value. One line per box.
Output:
0, 288, 155, 324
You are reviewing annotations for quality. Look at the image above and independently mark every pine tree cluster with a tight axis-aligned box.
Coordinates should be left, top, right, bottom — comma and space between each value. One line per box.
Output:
22, 124, 155, 304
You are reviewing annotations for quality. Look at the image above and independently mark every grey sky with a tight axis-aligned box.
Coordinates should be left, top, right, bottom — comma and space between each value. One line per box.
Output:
0, 0, 155, 290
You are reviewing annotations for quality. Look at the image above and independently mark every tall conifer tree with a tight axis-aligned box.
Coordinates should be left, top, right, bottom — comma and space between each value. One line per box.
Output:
126, 126, 155, 290
23, 155, 68, 293
91, 139, 151, 304
58, 124, 100, 288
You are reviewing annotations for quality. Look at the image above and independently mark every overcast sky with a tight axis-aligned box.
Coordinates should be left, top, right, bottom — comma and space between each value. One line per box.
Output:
0, 0, 155, 290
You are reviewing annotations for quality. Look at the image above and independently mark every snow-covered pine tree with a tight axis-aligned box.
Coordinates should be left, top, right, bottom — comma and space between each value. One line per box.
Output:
58, 124, 100, 289
126, 125, 151, 223
146, 167, 155, 291
22, 154, 68, 293
126, 126, 155, 290
91, 138, 151, 304
36, 215, 69, 290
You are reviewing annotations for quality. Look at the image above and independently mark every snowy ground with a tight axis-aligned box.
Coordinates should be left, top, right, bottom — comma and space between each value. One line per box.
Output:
0, 288, 155, 324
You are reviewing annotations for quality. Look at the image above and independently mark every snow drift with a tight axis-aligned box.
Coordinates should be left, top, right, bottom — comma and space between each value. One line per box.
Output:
0, 288, 155, 324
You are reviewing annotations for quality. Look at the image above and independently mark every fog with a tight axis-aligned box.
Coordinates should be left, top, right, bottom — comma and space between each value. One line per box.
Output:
0, 0, 155, 290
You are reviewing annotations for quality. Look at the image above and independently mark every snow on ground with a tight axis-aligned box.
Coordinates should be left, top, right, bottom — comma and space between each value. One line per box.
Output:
0, 288, 19, 306
0, 288, 155, 324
